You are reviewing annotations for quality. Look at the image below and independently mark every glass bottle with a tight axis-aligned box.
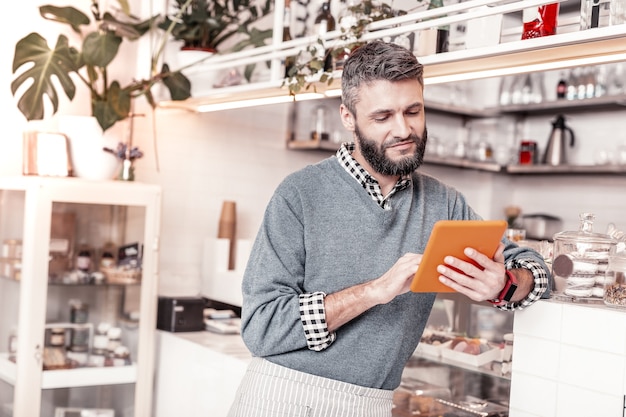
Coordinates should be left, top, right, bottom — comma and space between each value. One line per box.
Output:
580, 0, 612, 29
556, 72, 567, 99
283, 0, 295, 78
314, 1, 336, 72
429, 0, 449, 53
310, 105, 329, 141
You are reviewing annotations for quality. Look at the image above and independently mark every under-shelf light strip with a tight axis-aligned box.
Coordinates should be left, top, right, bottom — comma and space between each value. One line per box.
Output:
425, 52, 626, 85
195, 93, 324, 112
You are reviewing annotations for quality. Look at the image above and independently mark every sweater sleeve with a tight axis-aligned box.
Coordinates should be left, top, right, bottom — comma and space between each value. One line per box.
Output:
495, 242, 552, 311
240, 190, 319, 357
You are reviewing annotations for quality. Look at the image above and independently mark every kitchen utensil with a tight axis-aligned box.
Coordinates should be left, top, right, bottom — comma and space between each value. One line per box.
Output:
542, 114, 575, 166
521, 213, 563, 240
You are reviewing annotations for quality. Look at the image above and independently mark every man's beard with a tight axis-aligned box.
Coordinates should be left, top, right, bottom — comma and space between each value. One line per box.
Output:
355, 125, 427, 176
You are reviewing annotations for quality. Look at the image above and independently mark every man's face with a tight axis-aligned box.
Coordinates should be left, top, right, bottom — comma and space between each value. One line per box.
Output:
341, 79, 427, 177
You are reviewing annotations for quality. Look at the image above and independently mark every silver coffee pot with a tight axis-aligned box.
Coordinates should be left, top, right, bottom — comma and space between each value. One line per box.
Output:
542, 114, 575, 166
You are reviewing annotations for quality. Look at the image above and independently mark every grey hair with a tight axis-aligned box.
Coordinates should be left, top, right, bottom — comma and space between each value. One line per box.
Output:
341, 41, 424, 116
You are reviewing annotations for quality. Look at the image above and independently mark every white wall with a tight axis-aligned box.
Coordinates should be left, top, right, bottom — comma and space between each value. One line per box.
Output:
3, 0, 626, 299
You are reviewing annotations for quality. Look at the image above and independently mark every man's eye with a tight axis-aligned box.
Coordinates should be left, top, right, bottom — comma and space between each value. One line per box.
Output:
374, 115, 389, 122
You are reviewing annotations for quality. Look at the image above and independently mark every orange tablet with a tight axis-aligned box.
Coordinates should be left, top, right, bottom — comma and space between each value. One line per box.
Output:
410, 220, 508, 293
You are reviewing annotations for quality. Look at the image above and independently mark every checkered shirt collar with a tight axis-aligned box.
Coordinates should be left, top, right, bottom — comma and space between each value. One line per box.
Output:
336, 142, 411, 209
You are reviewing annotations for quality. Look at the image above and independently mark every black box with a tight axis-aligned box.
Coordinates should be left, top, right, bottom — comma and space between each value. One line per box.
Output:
156, 296, 205, 332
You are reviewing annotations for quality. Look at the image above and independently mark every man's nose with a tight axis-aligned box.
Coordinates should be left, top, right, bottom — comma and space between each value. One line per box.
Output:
391, 114, 411, 138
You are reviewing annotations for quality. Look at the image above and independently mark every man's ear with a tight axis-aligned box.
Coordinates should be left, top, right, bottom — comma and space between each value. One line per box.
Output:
339, 104, 355, 131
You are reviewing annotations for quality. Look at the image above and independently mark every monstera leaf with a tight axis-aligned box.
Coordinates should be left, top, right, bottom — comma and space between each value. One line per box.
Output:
11, 1, 193, 132
11, 33, 81, 122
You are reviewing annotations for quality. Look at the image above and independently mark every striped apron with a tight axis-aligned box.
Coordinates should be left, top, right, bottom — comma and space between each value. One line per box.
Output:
227, 357, 394, 417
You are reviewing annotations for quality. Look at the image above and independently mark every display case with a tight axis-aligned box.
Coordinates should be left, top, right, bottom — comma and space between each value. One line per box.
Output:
0, 177, 161, 417
397, 294, 514, 414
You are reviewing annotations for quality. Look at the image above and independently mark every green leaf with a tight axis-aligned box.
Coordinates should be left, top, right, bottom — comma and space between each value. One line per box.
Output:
82, 32, 122, 68
92, 81, 131, 131
39, 5, 90, 34
11, 33, 79, 121
160, 64, 192, 101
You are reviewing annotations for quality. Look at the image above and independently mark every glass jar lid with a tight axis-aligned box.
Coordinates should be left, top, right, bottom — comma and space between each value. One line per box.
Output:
552, 212, 617, 245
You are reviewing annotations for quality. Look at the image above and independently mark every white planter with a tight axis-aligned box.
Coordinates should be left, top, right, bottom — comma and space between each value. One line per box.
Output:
57, 116, 121, 181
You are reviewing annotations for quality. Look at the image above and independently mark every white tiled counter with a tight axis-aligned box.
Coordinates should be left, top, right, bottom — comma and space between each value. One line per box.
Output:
510, 300, 626, 417
153, 330, 251, 417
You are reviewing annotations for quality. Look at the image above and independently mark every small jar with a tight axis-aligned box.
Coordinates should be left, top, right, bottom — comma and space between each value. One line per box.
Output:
112, 345, 131, 366
604, 253, 626, 308
107, 327, 122, 354
69, 325, 90, 353
69, 300, 88, 324
92, 322, 111, 355
519, 140, 537, 165
49, 328, 66, 348
76, 248, 92, 272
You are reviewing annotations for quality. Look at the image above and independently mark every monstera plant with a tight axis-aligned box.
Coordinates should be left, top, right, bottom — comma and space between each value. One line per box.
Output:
11, 0, 192, 132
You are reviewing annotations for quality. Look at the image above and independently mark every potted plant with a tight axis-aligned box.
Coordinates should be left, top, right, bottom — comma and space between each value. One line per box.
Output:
11, 0, 192, 133
159, 0, 273, 81
161, 0, 272, 52
284, 0, 400, 96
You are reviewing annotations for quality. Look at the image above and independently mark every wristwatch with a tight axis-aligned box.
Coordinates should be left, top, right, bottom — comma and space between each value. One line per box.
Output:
490, 270, 518, 305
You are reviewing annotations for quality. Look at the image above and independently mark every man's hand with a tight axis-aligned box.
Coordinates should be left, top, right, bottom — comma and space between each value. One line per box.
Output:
325, 253, 422, 332
436, 243, 507, 302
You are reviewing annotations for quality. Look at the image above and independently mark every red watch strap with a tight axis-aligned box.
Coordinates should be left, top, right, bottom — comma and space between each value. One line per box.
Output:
490, 270, 518, 305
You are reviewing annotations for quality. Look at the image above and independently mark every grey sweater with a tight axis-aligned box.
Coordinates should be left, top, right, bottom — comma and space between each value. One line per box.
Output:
241, 156, 546, 390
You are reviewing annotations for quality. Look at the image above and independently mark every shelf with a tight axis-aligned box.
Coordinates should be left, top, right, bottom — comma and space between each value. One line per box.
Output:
0, 354, 137, 389
408, 354, 510, 381
424, 157, 626, 175
505, 163, 626, 175
495, 93, 626, 115
158, 5, 626, 113
286, 139, 340, 151
424, 156, 503, 172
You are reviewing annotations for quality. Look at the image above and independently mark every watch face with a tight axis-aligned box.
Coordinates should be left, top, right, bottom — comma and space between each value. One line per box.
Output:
503, 283, 518, 301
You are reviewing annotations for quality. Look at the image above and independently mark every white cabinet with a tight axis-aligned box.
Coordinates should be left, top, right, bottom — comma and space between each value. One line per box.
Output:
154, 331, 250, 417
511, 300, 626, 417
0, 177, 161, 417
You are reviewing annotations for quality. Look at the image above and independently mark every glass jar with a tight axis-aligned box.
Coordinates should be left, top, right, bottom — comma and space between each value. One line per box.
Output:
604, 253, 626, 307
551, 213, 617, 301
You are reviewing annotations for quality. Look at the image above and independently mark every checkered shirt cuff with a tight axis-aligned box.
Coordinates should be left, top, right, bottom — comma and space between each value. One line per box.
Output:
299, 292, 336, 351
495, 259, 550, 311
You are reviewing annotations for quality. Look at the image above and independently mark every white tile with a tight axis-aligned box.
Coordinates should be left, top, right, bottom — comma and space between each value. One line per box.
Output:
556, 384, 623, 417
558, 345, 625, 396
509, 373, 557, 417
561, 303, 626, 354
512, 335, 560, 379
513, 300, 562, 341
509, 409, 545, 417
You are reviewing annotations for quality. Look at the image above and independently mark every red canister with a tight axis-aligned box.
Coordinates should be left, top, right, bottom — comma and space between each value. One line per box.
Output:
519, 141, 538, 164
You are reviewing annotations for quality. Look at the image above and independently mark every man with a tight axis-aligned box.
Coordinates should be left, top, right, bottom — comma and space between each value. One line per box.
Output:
228, 41, 550, 417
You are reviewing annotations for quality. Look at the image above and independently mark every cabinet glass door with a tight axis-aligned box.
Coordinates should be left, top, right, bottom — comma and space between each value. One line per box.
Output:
0, 189, 25, 417
40, 202, 145, 417
0, 178, 160, 417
